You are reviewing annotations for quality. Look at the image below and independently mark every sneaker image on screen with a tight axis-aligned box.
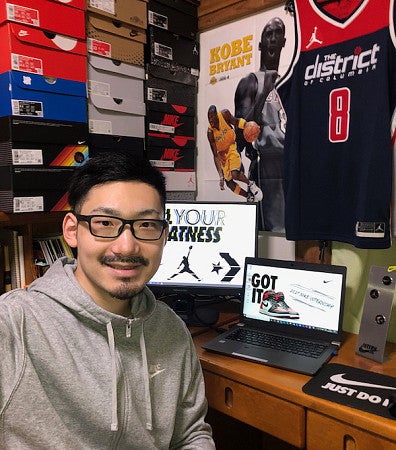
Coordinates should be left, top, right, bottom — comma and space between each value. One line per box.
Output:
259, 290, 300, 319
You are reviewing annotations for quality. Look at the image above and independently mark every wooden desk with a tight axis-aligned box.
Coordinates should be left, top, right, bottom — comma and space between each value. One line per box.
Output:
194, 327, 396, 450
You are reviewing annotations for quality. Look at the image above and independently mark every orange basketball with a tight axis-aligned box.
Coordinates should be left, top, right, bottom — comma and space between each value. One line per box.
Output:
243, 121, 260, 143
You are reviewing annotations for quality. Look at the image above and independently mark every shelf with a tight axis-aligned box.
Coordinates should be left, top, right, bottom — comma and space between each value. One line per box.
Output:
0, 211, 67, 227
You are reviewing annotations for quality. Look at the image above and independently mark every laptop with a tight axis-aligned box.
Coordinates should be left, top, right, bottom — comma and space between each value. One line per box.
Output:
202, 257, 347, 375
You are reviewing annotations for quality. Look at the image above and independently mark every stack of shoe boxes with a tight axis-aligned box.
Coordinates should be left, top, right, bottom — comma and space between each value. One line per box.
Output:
0, 0, 88, 213
145, 0, 199, 193
86, 0, 148, 158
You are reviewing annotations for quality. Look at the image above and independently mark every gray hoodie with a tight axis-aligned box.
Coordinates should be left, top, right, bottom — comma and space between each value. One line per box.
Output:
0, 257, 215, 449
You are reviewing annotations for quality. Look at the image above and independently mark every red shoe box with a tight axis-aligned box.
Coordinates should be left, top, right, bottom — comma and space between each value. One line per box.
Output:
0, 0, 86, 39
0, 22, 87, 82
53, 0, 85, 10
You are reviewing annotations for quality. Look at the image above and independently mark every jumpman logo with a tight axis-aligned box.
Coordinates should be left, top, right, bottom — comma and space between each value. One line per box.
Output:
306, 26, 323, 48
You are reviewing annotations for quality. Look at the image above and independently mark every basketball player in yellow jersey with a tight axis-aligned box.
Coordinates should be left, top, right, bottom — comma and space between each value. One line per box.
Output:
207, 105, 263, 202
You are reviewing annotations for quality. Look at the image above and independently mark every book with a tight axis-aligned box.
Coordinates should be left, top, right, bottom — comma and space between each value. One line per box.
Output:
0, 229, 22, 290
33, 233, 73, 267
17, 234, 26, 289
2, 244, 11, 293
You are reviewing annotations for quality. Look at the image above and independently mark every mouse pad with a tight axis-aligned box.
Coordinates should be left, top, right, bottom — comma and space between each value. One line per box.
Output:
302, 363, 396, 420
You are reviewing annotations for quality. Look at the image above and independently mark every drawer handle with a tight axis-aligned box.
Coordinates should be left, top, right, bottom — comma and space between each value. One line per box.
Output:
225, 387, 233, 408
344, 434, 356, 450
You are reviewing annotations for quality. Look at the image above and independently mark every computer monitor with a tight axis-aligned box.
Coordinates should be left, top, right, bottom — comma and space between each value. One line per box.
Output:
148, 200, 259, 324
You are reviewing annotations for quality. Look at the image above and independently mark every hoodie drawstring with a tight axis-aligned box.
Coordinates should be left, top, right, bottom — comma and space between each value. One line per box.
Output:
106, 320, 153, 432
106, 321, 119, 432
139, 322, 153, 431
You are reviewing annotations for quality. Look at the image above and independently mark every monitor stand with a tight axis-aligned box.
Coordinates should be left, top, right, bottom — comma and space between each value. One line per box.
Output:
172, 297, 220, 327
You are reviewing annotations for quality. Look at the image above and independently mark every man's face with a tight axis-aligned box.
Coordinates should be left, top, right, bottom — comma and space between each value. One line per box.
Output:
259, 19, 286, 69
63, 181, 168, 315
208, 111, 219, 129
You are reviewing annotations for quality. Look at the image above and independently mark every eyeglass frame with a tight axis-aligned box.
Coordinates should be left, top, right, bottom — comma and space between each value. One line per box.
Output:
72, 212, 168, 241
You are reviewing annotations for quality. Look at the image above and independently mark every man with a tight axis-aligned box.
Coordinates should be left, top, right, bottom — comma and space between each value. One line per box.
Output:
0, 153, 215, 449
207, 104, 263, 202
234, 17, 286, 231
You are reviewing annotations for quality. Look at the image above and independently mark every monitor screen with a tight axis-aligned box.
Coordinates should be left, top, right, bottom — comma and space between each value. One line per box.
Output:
148, 200, 258, 299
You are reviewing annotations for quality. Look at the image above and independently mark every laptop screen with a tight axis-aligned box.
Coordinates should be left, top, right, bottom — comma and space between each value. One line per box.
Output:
242, 258, 346, 335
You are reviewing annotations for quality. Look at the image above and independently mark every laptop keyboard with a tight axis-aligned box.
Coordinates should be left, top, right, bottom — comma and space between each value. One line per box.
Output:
226, 328, 326, 358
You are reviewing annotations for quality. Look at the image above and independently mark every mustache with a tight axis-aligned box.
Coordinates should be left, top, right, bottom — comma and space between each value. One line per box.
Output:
100, 255, 149, 266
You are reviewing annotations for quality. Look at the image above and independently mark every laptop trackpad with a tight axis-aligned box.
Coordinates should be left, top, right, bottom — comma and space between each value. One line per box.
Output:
232, 344, 278, 363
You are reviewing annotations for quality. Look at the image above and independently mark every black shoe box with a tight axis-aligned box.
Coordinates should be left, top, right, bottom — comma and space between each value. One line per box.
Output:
0, 141, 88, 167
0, 116, 89, 167
146, 104, 195, 148
0, 116, 88, 145
0, 166, 76, 212
152, 0, 198, 17
146, 145, 195, 171
88, 133, 145, 158
146, 26, 199, 77
146, 65, 196, 112
146, 63, 198, 87
148, 0, 198, 40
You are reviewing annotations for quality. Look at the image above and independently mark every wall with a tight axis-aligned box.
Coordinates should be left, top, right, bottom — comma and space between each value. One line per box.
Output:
196, 1, 296, 261
197, 0, 396, 343
198, 0, 284, 30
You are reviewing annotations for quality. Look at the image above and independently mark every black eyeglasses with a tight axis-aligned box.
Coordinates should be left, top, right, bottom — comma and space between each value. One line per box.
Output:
73, 213, 168, 240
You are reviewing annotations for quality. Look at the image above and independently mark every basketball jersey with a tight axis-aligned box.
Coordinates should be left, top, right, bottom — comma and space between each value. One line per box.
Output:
277, 0, 396, 248
208, 111, 236, 153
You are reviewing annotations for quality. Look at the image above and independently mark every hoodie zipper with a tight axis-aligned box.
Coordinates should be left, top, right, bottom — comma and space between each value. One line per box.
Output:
126, 318, 133, 337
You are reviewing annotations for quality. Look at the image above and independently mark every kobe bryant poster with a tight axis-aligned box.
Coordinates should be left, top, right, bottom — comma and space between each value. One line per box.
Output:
196, 5, 295, 232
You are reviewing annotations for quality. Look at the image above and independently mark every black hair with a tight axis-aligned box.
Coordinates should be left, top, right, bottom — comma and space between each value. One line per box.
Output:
208, 105, 217, 114
261, 17, 286, 38
67, 152, 167, 212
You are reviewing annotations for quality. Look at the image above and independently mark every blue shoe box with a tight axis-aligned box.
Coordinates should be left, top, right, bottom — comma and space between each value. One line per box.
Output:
0, 71, 87, 123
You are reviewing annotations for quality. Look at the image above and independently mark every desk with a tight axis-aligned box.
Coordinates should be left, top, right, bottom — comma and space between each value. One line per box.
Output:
194, 325, 396, 450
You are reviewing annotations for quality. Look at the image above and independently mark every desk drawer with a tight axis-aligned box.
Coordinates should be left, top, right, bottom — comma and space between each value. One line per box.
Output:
306, 411, 396, 450
203, 370, 305, 448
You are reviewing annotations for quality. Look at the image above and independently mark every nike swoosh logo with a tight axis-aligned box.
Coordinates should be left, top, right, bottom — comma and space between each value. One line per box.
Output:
330, 373, 396, 391
149, 368, 166, 379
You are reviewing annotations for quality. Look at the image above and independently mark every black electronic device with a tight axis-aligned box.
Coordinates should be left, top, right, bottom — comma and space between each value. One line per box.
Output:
148, 200, 259, 325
